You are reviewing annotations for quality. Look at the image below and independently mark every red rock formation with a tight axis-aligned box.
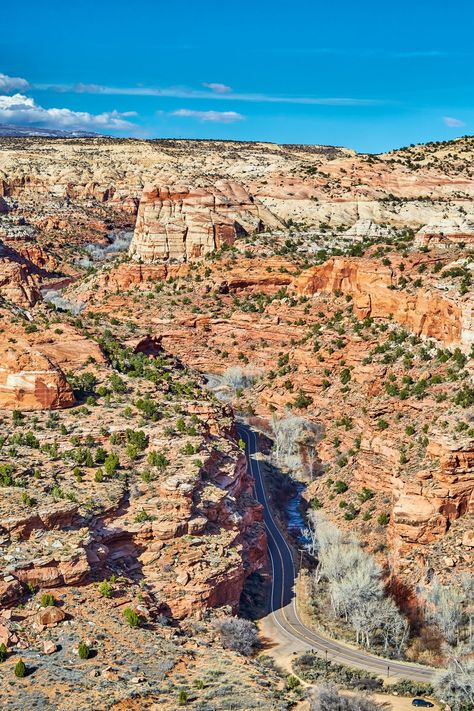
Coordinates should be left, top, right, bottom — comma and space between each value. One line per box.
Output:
294, 257, 474, 351
0, 340, 75, 410
97, 261, 189, 290
0, 245, 41, 307
415, 218, 474, 248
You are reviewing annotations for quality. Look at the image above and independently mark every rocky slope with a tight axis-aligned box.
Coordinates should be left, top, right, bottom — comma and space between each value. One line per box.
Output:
71, 244, 473, 587
0, 311, 266, 619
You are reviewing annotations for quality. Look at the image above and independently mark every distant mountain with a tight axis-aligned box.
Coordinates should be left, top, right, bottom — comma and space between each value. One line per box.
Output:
0, 123, 101, 138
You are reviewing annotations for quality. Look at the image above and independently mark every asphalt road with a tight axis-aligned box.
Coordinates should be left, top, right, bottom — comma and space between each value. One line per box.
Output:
237, 423, 436, 682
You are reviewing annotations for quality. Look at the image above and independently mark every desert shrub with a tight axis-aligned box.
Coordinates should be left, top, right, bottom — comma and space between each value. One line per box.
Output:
78, 642, 90, 659
357, 488, 374, 503
286, 674, 301, 690
340, 368, 352, 385
95, 447, 107, 464
293, 390, 313, 409
385, 679, 433, 697
123, 607, 140, 627
178, 690, 188, 705
135, 509, 153, 523
215, 617, 259, 656
40, 593, 55, 607
294, 652, 381, 690
454, 386, 474, 408
98, 580, 112, 598
125, 429, 148, 451
147, 451, 169, 469
14, 659, 26, 678
135, 396, 160, 421
109, 373, 127, 393
104, 453, 120, 476
0, 643, 7, 662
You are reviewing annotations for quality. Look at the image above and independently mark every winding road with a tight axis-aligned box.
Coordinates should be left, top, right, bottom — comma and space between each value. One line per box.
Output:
237, 423, 436, 682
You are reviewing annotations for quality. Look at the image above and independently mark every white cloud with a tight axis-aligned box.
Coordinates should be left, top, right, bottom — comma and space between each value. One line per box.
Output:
171, 109, 245, 123
0, 73, 30, 93
443, 116, 465, 128
39, 82, 382, 106
0, 93, 137, 130
202, 82, 232, 93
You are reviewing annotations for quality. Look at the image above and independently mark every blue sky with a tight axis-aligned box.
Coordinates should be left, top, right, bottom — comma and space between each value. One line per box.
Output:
1, 0, 473, 151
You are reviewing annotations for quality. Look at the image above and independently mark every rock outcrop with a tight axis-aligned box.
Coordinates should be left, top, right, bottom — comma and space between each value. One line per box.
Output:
0, 340, 75, 410
294, 257, 474, 351
129, 182, 282, 262
415, 218, 474, 248
0, 241, 41, 308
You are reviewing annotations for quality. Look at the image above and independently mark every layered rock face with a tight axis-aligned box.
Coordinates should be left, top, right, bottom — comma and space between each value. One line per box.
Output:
0, 340, 75, 410
392, 435, 474, 546
0, 241, 41, 308
129, 181, 281, 262
294, 257, 474, 352
415, 218, 474, 248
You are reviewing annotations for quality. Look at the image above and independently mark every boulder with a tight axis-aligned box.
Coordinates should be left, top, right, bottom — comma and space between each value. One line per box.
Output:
37, 606, 66, 627
43, 640, 57, 655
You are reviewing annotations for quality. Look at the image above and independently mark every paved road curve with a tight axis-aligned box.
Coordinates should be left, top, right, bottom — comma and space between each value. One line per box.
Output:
237, 423, 436, 682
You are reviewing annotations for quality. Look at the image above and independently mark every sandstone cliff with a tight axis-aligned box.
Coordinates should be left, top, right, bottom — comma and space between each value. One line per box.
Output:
129, 182, 282, 262
294, 257, 474, 352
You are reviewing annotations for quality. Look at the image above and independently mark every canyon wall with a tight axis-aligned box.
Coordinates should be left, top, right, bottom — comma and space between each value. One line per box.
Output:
129, 182, 282, 262
294, 257, 474, 351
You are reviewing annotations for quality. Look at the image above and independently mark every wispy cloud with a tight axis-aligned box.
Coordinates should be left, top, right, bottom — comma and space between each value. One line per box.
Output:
171, 109, 245, 123
37, 82, 383, 107
203, 82, 232, 94
443, 116, 465, 128
0, 93, 136, 131
0, 73, 30, 93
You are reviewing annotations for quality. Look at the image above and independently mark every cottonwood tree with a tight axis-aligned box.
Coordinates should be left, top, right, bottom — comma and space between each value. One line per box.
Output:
307, 513, 408, 656
329, 557, 383, 620
425, 579, 464, 646
434, 651, 474, 711
271, 414, 306, 465
311, 684, 384, 711
350, 598, 408, 654
301, 422, 323, 479
305, 510, 343, 566
221, 366, 257, 391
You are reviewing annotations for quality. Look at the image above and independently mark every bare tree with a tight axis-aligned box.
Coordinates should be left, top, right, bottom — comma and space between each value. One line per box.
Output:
221, 366, 259, 391
271, 413, 306, 465
308, 513, 408, 655
215, 617, 260, 656
301, 422, 323, 479
425, 579, 464, 646
311, 684, 384, 711
434, 651, 474, 711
